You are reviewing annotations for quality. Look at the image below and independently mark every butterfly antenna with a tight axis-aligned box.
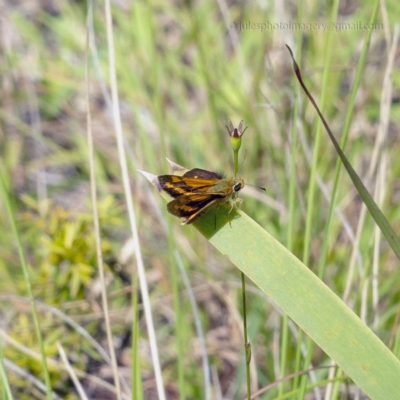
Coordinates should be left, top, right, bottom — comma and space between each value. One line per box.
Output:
247, 183, 266, 191
235, 146, 264, 190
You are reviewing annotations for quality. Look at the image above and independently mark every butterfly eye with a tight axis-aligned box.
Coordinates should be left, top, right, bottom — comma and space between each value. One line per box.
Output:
234, 183, 242, 192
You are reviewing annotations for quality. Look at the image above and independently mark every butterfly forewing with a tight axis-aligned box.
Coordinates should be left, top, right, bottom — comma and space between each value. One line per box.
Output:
158, 175, 224, 197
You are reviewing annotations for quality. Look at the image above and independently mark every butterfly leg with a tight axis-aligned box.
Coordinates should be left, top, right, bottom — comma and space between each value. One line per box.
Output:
227, 201, 236, 227
227, 197, 243, 227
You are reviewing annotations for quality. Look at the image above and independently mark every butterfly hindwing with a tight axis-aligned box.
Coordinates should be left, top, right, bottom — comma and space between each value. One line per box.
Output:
167, 194, 221, 224
183, 168, 223, 180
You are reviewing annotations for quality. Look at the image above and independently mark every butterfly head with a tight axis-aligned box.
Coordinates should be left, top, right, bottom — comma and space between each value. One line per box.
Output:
233, 177, 245, 193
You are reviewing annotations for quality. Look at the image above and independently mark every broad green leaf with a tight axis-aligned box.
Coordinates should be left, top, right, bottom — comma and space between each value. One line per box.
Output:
141, 166, 400, 398
194, 208, 400, 399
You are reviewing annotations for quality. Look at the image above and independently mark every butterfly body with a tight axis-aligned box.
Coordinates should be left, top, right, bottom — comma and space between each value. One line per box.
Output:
157, 168, 245, 224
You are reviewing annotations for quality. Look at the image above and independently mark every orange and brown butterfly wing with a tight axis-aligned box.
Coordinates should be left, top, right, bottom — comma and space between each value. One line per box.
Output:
157, 174, 221, 198
167, 193, 222, 224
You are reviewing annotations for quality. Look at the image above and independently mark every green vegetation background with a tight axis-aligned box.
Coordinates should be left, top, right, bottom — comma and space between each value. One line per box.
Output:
1, 0, 400, 399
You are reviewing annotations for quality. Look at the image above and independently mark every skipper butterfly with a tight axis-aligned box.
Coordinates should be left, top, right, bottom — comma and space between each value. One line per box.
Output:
157, 168, 245, 225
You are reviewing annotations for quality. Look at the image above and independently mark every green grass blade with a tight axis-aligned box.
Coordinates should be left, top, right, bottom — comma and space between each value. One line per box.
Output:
193, 210, 400, 398
286, 44, 400, 261
290, 2, 305, 394
298, 1, 340, 397
0, 172, 53, 399
318, 0, 380, 278
0, 335, 13, 400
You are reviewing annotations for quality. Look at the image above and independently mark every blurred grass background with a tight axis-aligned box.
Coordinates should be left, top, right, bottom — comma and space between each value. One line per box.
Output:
0, 0, 400, 399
